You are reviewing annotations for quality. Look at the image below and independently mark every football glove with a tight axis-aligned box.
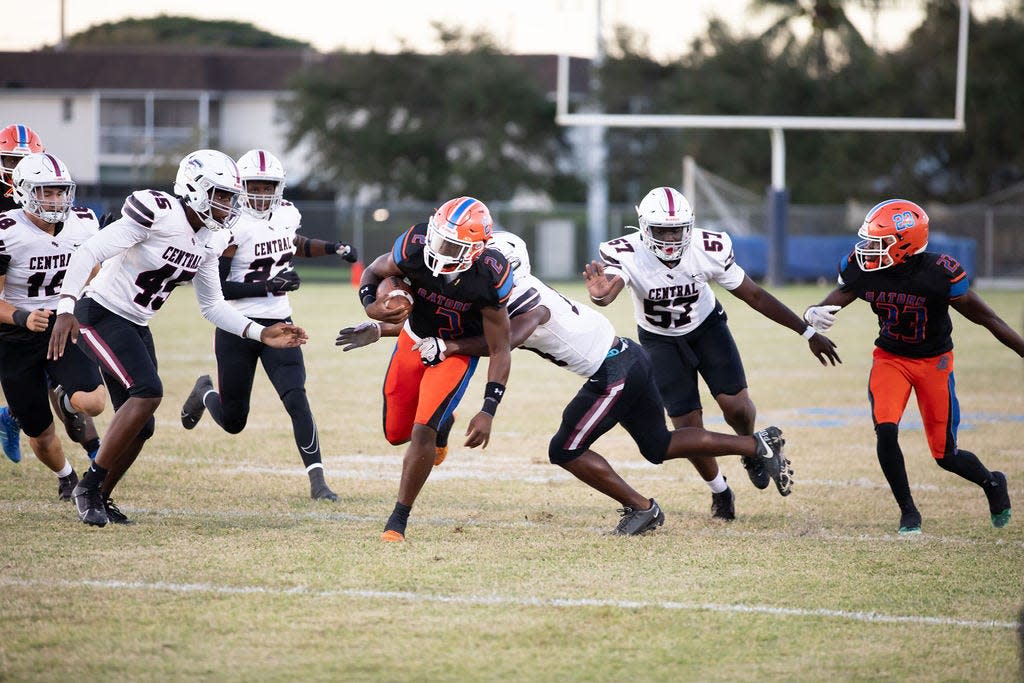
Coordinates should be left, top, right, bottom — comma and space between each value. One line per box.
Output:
267, 269, 301, 293
804, 305, 842, 333
412, 336, 447, 366
336, 243, 359, 263
335, 321, 381, 352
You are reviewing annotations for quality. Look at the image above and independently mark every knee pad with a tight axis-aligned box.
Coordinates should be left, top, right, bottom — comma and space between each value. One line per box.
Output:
548, 439, 582, 466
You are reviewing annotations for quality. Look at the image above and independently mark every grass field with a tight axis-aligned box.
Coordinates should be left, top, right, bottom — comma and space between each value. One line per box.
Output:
1, 279, 1022, 681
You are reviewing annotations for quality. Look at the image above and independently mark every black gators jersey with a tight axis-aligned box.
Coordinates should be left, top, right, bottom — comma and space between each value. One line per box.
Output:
391, 223, 513, 340
838, 250, 970, 359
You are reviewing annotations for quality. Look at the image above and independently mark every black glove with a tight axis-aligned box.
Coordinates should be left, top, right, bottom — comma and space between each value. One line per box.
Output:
335, 243, 358, 263
267, 269, 301, 293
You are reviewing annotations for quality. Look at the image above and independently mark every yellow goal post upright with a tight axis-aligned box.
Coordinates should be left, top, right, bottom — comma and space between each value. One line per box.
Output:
556, 0, 970, 284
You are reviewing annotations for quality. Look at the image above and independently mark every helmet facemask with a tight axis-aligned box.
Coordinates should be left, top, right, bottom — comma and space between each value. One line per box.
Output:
640, 218, 692, 261
425, 219, 484, 277
12, 153, 75, 223
241, 179, 283, 219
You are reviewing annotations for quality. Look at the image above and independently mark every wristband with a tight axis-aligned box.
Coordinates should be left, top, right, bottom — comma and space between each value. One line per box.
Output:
801, 325, 816, 340
11, 309, 30, 328
326, 241, 342, 254
480, 381, 506, 417
243, 322, 266, 341
56, 297, 76, 316
359, 284, 377, 307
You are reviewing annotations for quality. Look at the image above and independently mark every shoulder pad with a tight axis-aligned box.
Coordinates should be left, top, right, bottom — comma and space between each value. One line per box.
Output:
121, 190, 176, 229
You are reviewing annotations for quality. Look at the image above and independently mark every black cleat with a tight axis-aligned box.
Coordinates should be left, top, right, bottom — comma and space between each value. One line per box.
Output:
898, 508, 922, 535
72, 483, 108, 527
711, 484, 736, 521
741, 455, 771, 490
54, 386, 87, 444
181, 375, 214, 430
57, 469, 79, 501
613, 498, 665, 535
985, 471, 1011, 528
104, 497, 133, 525
311, 484, 339, 502
755, 426, 793, 497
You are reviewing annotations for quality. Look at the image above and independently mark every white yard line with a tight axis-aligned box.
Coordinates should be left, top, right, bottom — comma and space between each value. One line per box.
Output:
0, 577, 1015, 631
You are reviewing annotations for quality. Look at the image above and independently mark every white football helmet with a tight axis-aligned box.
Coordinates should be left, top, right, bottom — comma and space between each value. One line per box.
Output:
174, 149, 243, 231
236, 148, 285, 219
488, 231, 531, 281
635, 186, 694, 261
12, 152, 75, 223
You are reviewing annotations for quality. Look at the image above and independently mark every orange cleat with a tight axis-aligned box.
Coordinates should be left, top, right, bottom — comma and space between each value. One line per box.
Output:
381, 529, 405, 542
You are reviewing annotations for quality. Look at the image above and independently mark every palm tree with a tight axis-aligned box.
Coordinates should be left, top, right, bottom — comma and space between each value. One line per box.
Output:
750, 0, 874, 75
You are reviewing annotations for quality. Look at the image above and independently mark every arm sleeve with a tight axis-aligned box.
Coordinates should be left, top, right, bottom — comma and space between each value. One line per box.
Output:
218, 256, 267, 300
59, 217, 150, 299
193, 255, 263, 338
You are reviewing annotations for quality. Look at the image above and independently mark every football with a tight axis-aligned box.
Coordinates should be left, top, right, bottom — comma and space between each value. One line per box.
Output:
377, 275, 415, 313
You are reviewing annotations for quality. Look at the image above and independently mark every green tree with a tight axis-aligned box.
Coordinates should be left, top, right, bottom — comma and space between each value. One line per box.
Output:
750, 0, 873, 75
67, 15, 310, 49
284, 27, 570, 201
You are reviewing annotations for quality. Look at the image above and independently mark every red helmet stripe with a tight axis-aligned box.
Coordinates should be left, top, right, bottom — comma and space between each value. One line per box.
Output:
663, 187, 676, 216
258, 150, 266, 172
44, 153, 61, 177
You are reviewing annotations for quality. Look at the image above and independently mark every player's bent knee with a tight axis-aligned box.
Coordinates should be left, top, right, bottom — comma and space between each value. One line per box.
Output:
548, 441, 583, 466
280, 388, 310, 417
137, 416, 157, 441
128, 381, 163, 401
875, 422, 899, 445
73, 387, 107, 417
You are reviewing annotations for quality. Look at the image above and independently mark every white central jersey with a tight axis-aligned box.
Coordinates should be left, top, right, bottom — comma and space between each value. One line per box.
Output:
599, 229, 745, 336
507, 273, 616, 377
86, 190, 226, 325
224, 202, 300, 318
0, 207, 99, 310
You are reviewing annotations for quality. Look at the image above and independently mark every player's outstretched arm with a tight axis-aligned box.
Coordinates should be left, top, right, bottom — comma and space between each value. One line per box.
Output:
805, 287, 858, 333
260, 322, 308, 349
951, 290, 1024, 357
335, 321, 404, 351
294, 235, 358, 263
464, 306, 512, 450
583, 260, 624, 306
728, 275, 842, 366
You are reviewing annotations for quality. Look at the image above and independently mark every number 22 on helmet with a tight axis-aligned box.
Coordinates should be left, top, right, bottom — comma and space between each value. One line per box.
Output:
855, 199, 929, 271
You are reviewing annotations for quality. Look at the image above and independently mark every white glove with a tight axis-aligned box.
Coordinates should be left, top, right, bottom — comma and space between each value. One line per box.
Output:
412, 336, 447, 366
804, 305, 842, 333
335, 321, 381, 351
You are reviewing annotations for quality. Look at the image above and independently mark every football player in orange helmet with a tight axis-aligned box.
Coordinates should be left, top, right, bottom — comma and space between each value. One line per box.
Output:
806, 199, 1023, 534
357, 196, 512, 541
0, 124, 45, 202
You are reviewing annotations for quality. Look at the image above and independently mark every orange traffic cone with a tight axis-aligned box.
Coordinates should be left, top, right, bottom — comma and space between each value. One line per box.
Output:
350, 260, 364, 287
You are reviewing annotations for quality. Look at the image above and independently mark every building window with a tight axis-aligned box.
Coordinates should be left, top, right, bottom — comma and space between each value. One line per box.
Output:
99, 98, 147, 155
98, 94, 220, 158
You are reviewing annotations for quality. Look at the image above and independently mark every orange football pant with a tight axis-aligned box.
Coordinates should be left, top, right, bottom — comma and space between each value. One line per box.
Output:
382, 328, 478, 445
868, 347, 959, 459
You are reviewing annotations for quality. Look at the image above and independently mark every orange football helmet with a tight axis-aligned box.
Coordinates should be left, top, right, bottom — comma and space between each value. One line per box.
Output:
1, 124, 45, 196
855, 199, 929, 271
424, 197, 494, 276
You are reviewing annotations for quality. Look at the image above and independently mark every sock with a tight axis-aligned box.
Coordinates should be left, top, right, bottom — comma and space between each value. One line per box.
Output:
56, 461, 73, 478
203, 390, 226, 428
80, 462, 108, 489
935, 448, 991, 487
876, 423, 916, 512
385, 502, 412, 534
706, 471, 729, 494
82, 437, 100, 458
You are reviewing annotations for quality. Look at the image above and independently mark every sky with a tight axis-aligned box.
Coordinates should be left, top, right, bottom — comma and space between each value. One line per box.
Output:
7, 1, 1012, 59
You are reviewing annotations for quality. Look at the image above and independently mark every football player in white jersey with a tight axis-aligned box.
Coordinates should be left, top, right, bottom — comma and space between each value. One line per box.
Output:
49, 149, 308, 527
584, 187, 840, 520
0, 153, 107, 501
337, 232, 793, 534
179, 149, 357, 502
